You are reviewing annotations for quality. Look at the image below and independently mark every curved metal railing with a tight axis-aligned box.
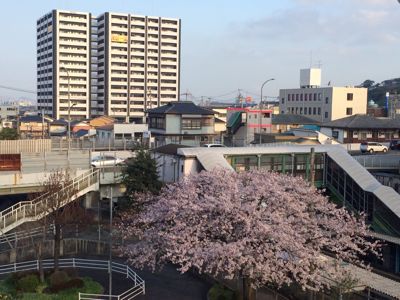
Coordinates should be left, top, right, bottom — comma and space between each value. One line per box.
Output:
0, 257, 145, 300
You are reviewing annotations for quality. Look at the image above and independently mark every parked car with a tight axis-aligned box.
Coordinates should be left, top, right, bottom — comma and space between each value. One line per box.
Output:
360, 142, 388, 154
202, 144, 226, 148
389, 140, 400, 150
91, 155, 124, 167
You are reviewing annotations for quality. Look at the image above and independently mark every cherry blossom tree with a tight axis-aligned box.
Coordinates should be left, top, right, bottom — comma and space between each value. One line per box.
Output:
118, 169, 379, 300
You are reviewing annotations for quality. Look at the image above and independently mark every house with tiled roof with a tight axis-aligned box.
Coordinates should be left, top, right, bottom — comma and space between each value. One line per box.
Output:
320, 114, 400, 143
147, 101, 217, 147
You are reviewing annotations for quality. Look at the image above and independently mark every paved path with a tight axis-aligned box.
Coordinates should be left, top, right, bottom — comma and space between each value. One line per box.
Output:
79, 260, 211, 300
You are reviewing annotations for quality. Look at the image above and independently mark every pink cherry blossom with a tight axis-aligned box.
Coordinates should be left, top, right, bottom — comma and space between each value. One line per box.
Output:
117, 169, 379, 291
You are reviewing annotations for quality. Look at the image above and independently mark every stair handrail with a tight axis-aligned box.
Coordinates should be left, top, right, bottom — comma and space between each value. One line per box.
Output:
0, 169, 99, 230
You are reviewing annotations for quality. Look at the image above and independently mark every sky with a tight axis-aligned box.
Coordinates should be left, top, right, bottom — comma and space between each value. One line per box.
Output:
0, 0, 399, 103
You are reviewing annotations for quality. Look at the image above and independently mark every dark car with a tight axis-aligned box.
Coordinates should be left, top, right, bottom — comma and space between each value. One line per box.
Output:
389, 140, 400, 150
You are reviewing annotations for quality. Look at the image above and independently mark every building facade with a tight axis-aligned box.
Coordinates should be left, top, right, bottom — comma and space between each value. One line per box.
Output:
37, 10, 92, 120
279, 69, 367, 122
0, 104, 18, 120
37, 10, 181, 122
225, 107, 272, 146
148, 101, 216, 147
320, 114, 400, 143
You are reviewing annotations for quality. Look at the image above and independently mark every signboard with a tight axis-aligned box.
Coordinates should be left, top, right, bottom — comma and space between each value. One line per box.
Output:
143, 131, 151, 139
111, 34, 128, 43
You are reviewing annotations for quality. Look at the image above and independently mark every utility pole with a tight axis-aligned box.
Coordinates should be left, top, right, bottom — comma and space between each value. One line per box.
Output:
109, 186, 113, 299
41, 108, 44, 139
259, 78, 275, 144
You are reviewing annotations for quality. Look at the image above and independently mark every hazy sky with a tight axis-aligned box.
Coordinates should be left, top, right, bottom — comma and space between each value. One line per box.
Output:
0, 0, 399, 103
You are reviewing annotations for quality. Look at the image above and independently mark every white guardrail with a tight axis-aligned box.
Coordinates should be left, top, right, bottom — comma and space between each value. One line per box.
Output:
0, 258, 145, 300
0, 169, 99, 234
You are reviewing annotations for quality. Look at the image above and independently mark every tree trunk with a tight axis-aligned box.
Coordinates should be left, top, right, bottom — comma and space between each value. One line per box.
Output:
242, 277, 256, 300
54, 224, 61, 271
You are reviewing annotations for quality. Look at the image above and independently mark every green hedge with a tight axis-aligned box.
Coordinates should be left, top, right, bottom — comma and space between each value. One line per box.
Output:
208, 284, 235, 300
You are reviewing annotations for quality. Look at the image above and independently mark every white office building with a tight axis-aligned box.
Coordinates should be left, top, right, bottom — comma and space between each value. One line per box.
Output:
279, 69, 367, 122
37, 10, 181, 122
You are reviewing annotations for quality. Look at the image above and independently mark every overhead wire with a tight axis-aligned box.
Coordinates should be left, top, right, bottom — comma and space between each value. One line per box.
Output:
0, 84, 36, 94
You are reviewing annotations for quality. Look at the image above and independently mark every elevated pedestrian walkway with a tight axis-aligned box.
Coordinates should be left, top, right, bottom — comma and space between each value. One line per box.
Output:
0, 169, 99, 234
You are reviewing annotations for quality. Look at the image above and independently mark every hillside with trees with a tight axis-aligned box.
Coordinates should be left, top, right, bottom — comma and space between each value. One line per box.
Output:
360, 78, 400, 106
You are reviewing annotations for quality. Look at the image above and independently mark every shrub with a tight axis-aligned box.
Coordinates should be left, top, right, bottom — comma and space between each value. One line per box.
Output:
46, 278, 84, 293
49, 271, 69, 287
62, 268, 78, 279
208, 284, 235, 300
16, 274, 40, 293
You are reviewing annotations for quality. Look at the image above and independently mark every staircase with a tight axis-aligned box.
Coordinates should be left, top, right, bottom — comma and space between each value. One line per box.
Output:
0, 169, 99, 235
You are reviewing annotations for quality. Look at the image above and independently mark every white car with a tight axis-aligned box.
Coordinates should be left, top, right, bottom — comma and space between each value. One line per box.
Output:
360, 142, 388, 154
202, 144, 226, 148
91, 155, 124, 167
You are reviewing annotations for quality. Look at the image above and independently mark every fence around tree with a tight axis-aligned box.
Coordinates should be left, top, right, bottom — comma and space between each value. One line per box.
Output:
0, 257, 145, 300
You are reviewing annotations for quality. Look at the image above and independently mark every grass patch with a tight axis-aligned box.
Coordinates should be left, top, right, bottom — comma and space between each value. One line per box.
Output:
0, 276, 103, 300
208, 283, 235, 300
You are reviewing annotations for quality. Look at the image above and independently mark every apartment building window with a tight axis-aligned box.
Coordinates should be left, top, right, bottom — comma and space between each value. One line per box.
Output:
309, 107, 312, 115
325, 97, 329, 104
313, 107, 316, 115
296, 94, 299, 101
304, 108, 307, 115
281, 98, 284, 104
300, 107, 303, 114
313, 93, 317, 101
300, 94, 303, 101
317, 107, 321, 115
318, 93, 322, 101
325, 112, 329, 119
347, 93, 353, 101
305, 94, 308, 101
288, 94, 291, 101
182, 118, 201, 129
346, 108, 353, 115
295, 108, 299, 114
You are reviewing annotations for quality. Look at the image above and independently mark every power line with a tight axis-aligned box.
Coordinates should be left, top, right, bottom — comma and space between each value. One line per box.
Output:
0, 84, 36, 94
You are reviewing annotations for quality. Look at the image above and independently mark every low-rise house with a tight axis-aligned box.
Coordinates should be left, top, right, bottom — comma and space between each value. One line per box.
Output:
271, 114, 320, 133
19, 115, 52, 138
96, 123, 148, 142
89, 116, 115, 128
320, 114, 400, 143
148, 101, 216, 147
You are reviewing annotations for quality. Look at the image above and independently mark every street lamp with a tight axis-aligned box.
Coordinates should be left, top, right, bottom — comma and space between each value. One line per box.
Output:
60, 67, 71, 149
259, 78, 275, 144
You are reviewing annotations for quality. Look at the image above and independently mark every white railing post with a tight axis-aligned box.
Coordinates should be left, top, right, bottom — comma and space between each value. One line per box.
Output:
126, 265, 129, 278
37, 260, 39, 270
73, 258, 75, 268
143, 282, 146, 295
13, 262, 16, 272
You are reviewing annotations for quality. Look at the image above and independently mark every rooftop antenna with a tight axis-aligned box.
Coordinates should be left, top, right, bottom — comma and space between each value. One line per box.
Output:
309, 51, 313, 68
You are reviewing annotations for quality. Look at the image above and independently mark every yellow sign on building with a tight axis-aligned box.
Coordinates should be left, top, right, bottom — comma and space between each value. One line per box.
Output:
111, 34, 128, 43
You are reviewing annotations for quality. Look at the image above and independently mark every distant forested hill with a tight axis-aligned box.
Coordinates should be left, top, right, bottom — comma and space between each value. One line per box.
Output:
359, 78, 400, 106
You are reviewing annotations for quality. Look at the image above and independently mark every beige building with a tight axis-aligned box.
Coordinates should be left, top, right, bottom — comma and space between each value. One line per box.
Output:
37, 10, 180, 123
279, 69, 367, 122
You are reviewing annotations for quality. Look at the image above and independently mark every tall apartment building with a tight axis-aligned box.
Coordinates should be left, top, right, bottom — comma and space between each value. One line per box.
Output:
37, 10, 181, 123
37, 10, 92, 120
279, 69, 367, 122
